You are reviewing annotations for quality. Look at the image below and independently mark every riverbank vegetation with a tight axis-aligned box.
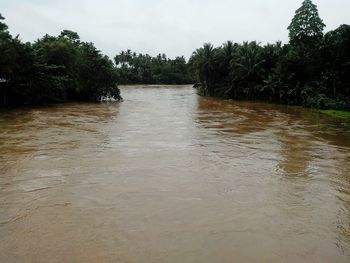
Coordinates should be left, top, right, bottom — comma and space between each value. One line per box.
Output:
0, 15, 121, 108
319, 110, 350, 122
189, 0, 350, 111
114, 51, 193, 84
1, 0, 350, 111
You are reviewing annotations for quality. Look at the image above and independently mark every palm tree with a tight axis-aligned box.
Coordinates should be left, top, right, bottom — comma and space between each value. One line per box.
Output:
222, 40, 236, 59
232, 42, 265, 80
118, 51, 127, 67
191, 43, 217, 95
226, 42, 266, 99
125, 49, 132, 64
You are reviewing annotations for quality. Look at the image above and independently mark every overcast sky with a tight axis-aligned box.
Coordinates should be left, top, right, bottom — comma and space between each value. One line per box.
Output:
2, 0, 350, 59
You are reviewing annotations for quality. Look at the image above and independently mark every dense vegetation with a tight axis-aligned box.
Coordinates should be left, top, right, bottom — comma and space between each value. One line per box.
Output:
114, 50, 193, 84
190, 0, 350, 110
1, 0, 350, 111
0, 15, 121, 107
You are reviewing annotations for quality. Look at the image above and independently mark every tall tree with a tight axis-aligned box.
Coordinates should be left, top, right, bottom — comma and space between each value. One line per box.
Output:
287, 0, 325, 46
0, 13, 13, 80
190, 43, 217, 95
1, 14, 122, 107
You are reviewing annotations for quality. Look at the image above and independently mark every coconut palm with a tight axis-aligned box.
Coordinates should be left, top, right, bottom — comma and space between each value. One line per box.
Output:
190, 43, 217, 95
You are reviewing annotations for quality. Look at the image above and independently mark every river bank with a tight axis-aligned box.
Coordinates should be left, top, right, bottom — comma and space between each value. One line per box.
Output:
320, 109, 350, 121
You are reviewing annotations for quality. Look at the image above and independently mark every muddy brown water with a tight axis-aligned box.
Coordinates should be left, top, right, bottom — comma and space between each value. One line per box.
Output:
0, 85, 350, 263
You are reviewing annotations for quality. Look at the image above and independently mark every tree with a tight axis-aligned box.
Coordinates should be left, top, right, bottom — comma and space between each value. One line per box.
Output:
221, 41, 236, 60
0, 13, 13, 80
1, 13, 122, 107
114, 49, 193, 85
321, 25, 350, 100
59, 30, 80, 43
288, 0, 325, 46
190, 43, 217, 95
0, 13, 8, 31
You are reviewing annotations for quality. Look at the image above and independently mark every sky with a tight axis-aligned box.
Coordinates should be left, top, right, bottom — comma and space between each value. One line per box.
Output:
1, 0, 350, 59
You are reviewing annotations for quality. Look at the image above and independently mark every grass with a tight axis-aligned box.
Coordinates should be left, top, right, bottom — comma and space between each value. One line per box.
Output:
319, 109, 350, 122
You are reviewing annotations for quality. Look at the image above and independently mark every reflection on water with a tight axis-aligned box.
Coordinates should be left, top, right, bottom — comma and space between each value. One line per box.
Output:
0, 85, 350, 263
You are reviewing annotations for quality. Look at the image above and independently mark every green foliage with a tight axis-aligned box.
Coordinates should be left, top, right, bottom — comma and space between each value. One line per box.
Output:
114, 50, 193, 85
190, 33, 350, 110
188, 43, 218, 95
0, 13, 14, 80
320, 109, 350, 121
287, 0, 325, 46
0, 13, 121, 107
2, 0, 350, 112
190, 1, 350, 111
0, 13, 8, 31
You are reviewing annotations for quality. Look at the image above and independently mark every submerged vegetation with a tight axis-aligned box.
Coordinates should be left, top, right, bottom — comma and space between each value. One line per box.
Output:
1, 0, 350, 112
190, 0, 350, 111
319, 110, 350, 122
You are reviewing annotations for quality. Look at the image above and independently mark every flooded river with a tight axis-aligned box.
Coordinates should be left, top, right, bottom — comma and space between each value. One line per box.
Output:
1, 85, 350, 262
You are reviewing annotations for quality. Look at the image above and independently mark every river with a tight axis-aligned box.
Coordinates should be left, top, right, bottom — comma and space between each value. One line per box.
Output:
0, 85, 350, 262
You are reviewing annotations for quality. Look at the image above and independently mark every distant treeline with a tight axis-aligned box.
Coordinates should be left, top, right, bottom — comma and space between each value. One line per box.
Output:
189, 0, 350, 110
0, 15, 121, 108
114, 51, 193, 84
1, 0, 350, 110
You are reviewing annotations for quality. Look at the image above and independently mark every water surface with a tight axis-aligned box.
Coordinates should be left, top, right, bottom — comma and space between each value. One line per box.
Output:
1, 85, 350, 262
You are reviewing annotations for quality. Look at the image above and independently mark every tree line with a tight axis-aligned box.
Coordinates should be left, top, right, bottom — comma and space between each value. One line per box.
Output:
1, 0, 350, 111
189, 0, 350, 110
114, 50, 193, 84
0, 15, 122, 107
